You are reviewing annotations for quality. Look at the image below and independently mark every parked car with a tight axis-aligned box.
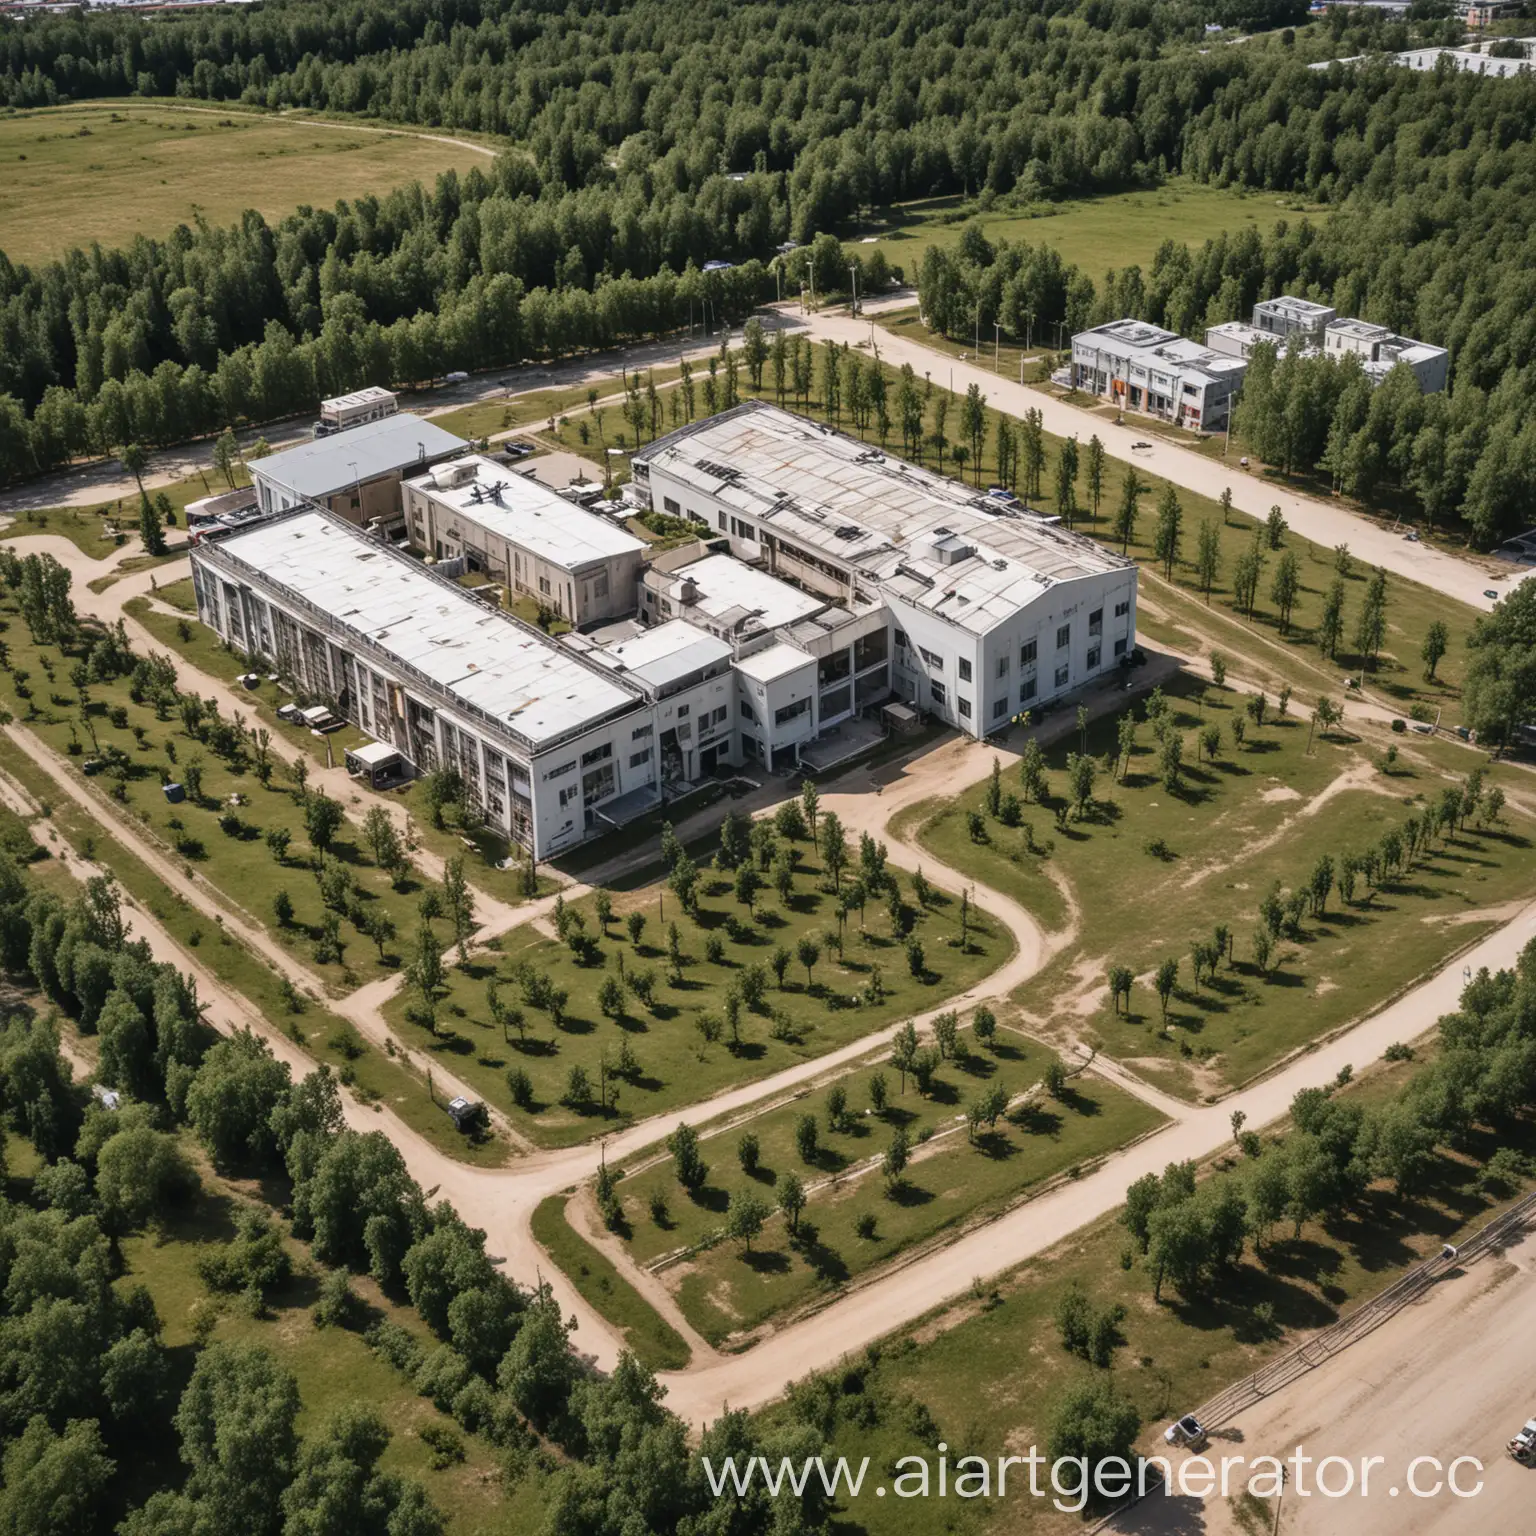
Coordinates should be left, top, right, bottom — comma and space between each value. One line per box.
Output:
1508, 1418, 1536, 1464
1165, 1414, 1209, 1452
1484, 589, 1500, 600
444, 1096, 486, 1133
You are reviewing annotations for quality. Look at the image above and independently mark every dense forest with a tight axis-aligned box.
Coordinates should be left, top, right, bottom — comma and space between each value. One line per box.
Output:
0, 549, 829, 1536
2, 0, 1536, 541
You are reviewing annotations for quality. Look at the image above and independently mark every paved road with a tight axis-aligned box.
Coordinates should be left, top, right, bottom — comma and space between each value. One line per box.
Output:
789, 301, 1519, 616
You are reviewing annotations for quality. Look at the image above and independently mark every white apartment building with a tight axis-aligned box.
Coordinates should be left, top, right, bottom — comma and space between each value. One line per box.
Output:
401, 455, 646, 629
190, 509, 657, 860
1070, 319, 1247, 432
632, 403, 1137, 753
1321, 318, 1449, 392
1251, 295, 1336, 344
1206, 299, 1449, 394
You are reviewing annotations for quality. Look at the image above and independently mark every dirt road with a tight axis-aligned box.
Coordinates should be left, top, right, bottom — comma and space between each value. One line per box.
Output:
653, 899, 1536, 1425
1113, 1227, 1536, 1536
792, 302, 1515, 615
7, 526, 1535, 1425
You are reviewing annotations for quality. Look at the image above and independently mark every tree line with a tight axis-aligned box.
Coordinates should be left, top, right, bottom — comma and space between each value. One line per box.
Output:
0, 560, 833, 1534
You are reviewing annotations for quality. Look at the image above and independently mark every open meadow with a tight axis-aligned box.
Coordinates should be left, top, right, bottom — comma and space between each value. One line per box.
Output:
895, 677, 1534, 1100
0, 104, 491, 265
850, 179, 1313, 284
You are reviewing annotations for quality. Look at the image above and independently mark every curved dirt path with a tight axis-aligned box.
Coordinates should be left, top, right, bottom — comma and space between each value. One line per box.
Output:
12, 528, 1536, 1426
653, 895, 1536, 1424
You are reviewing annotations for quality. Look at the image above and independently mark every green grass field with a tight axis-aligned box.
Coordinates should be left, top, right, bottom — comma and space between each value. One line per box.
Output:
529, 1194, 691, 1371
384, 847, 1012, 1147
758, 1094, 1536, 1536
0, 735, 505, 1166
607, 1026, 1163, 1348
0, 595, 440, 998
896, 678, 1534, 1099
851, 179, 1314, 283
0, 104, 490, 265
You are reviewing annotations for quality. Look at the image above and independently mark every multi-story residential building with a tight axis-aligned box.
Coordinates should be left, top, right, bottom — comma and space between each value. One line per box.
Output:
632, 402, 1138, 754
1070, 319, 1248, 431
1250, 295, 1337, 344
251, 415, 467, 530
401, 455, 646, 629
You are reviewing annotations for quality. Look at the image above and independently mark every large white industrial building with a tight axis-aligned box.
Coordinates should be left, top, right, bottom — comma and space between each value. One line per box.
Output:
191, 402, 1138, 859
632, 403, 1138, 748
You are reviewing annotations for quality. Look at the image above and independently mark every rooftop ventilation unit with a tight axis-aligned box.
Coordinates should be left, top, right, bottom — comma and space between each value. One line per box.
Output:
678, 577, 699, 605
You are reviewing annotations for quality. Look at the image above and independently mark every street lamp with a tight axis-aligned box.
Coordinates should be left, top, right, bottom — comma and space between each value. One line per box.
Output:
994, 322, 1001, 374
849, 263, 859, 317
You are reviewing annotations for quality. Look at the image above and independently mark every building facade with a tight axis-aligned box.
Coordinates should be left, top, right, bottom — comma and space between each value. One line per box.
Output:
252, 415, 467, 531
401, 455, 646, 629
190, 510, 655, 860
1070, 320, 1247, 432
632, 402, 1138, 751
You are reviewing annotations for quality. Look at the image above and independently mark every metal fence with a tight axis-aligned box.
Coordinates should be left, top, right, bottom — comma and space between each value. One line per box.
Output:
1195, 1187, 1536, 1431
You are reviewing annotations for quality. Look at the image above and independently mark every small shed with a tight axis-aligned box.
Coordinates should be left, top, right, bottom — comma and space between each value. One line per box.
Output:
345, 741, 406, 790
881, 701, 922, 737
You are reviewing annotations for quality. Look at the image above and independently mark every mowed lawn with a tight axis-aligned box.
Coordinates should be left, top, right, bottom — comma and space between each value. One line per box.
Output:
384, 848, 1014, 1147
901, 678, 1535, 1099
605, 1026, 1163, 1348
0, 104, 491, 265
850, 179, 1310, 282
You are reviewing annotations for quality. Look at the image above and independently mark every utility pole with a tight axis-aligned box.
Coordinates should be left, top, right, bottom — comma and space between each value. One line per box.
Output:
994, 322, 1001, 373
849, 263, 859, 317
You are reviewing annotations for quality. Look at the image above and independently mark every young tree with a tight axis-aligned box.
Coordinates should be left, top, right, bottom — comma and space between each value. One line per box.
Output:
668, 1122, 708, 1191
1354, 567, 1389, 671
1195, 518, 1221, 602
1154, 958, 1179, 1021
794, 1113, 819, 1164
800, 780, 819, 840
1421, 619, 1449, 681
972, 1003, 997, 1047
1107, 964, 1134, 1015
778, 1171, 806, 1236
1317, 578, 1346, 660
1270, 549, 1301, 633
1018, 738, 1047, 801
1085, 435, 1105, 520
1152, 484, 1182, 578
407, 924, 446, 1034
1265, 505, 1287, 549
1111, 469, 1143, 553
882, 1125, 910, 1190
725, 1190, 770, 1254
796, 935, 820, 986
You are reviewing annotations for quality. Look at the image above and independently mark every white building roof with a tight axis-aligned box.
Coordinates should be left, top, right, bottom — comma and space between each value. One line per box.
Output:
407, 455, 645, 571
323, 386, 396, 413
209, 512, 640, 749
734, 641, 817, 685
1074, 320, 1246, 387
594, 619, 733, 692
637, 404, 1133, 638
253, 415, 466, 499
663, 552, 827, 632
